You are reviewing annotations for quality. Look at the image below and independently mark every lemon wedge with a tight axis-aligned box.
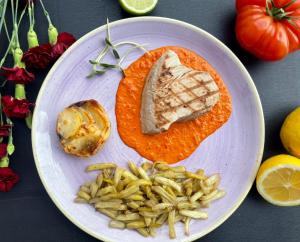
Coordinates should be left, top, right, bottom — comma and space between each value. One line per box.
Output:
280, 107, 300, 158
256, 154, 300, 206
118, 0, 158, 15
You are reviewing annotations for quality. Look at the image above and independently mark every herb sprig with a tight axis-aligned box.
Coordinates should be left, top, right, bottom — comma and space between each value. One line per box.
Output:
88, 18, 148, 78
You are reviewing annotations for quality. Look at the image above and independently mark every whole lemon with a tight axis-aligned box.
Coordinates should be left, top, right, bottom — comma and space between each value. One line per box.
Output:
280, 107, 300, 158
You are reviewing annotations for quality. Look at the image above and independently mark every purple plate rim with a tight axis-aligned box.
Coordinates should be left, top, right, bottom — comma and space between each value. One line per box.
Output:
32, 16, 265, 242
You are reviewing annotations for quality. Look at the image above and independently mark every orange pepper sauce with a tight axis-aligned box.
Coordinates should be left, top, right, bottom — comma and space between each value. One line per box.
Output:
115, 46, 232, 164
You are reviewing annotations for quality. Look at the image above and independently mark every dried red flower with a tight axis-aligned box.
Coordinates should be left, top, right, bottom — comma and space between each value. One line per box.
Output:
51, 32, 76, 59
0, 125, 11, 137
22, 44, 53, 69
0, 167, 19, 192
1, 67, 35, 84
0, 144, 7, 158
1, 96, 33, 118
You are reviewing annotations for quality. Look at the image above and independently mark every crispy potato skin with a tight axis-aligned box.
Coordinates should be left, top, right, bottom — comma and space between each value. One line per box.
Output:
56, 99, 111, 157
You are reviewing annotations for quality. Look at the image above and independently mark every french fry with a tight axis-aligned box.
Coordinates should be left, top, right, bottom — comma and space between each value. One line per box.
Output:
141, 162, 152, 171
128, 161, 139, 176
79, 185, 90, 193
97, 208, 118, 219
176, 196, 188, 203
179, 210, 208, 219
144, 217, 152, 227
201, 190, 226, 206
103, 178, 114, 185
109, 220, 125, 229
145, 199, 157, 208
149, 227, 156, 237
152, 186, 176, 204
103, 168, 113, 179
138, 207, 152, 212
177, 201, 194, 210
126, 194, 145, 201
99, 193, 119, 201
139, 210, 161, 218
77, 190, 91, 201
156, 212, 168, 225
204, 174, 220, 187
116, 213, 140, 221
86, 163, 116, 172
185, 171, 205, 180
90, 182, 98, 198
171, 166, 186, 173
155, 176, 181, 193
95, 201, 122, 209
199, 180, 212, 195
116, 180, 125, 192
114, 205, 127, 210
77, 161, 225, 239
152, 203, 173, 211
96, 185, 116, 197
119, 185, 139, 198
122, 169, 138, 181
127, 179, 152, 188
89, 197, 101, 204
126, 220, 146, 229
200, 189, 218, 201
154, 162, 170, 171
137, 167, 150, 180
136, 228, 149, 237
184, 217, 191, 235
168, 210, 176, 239
127, 201, 140, 209
190, 191, 203, 202
113, 167, 123, 186
96, 173, 103, 187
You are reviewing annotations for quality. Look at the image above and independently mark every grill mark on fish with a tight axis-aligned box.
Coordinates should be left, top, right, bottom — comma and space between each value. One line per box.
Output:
156, 91, 219, 115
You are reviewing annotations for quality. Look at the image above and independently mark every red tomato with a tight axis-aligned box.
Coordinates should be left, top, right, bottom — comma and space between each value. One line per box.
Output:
236, 0, 300, 60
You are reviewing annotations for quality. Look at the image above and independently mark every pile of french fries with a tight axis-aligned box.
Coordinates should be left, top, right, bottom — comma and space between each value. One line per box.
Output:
75, 161, 225, 239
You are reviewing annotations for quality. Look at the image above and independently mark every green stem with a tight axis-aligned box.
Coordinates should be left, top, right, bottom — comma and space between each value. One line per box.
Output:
25, 112, 32, 129
10, 0, 14, 28
27, 4, 39, 48
13, 23, 19, 48
14, 0, 19, 24
39, 0, 53, 25
28, 5, 33, 29
3, 19, 10, 42
32, 2, 35, 28
48, 24, 58, 45
15, 84, 26, 99
6, 118, 14, 155
17, 4, 27, 28
0, 0, 8, 38
0, 156, 9, 168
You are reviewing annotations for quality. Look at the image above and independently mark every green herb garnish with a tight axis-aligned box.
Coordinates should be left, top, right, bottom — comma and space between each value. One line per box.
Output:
87, 18, 148, 78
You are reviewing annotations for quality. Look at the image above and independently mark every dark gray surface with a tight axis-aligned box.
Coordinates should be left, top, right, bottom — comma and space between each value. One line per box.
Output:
0, 0, 300, 241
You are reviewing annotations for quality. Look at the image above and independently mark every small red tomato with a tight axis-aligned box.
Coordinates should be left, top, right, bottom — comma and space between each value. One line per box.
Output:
236, 0, 300, 61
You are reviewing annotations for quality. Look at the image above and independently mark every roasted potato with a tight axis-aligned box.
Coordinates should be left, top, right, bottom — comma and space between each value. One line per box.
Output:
56, 99, 111, 157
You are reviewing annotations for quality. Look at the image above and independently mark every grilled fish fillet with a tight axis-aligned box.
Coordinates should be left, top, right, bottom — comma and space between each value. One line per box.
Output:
141, 50, 220, 134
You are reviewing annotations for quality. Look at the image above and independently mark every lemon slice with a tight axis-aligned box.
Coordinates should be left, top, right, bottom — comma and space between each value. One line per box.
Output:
118, 0, 158, 15
256, 154, 300, 206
